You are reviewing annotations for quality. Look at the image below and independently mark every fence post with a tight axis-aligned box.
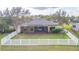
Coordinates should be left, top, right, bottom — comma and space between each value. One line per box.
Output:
68, 39, 70, 45
29, 39, 31, 45
57, 39, 59, 45
47, 39, 48, 45
20, 39, 21, 45
10, 39, 12, 45
76, 38, 78, 45
39, 39, 40, 45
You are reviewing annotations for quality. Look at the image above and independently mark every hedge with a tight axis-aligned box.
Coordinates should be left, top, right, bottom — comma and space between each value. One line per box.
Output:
51, 28, 63, 33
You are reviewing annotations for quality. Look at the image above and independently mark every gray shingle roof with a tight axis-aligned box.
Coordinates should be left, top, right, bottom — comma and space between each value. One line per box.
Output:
22, 19, 58, 26
72, 18, 79, 23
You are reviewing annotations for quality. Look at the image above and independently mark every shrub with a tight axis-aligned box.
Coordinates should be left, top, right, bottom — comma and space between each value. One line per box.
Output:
0, 24, 4, 33
51, 28, 63, 33
63, 23, 72, 31
4, 29, 15, 33
4, 26, 15, 33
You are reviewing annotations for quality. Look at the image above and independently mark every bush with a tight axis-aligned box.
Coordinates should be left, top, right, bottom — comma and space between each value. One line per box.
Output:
63, 24, 72, 31
0, 25, 4, 33
51, 28, 63, 33
4, 28, 15, 33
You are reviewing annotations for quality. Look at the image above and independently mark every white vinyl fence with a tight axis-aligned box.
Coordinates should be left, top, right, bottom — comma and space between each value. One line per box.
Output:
1, 31, 20, 45
1, 29, 78, 45
64, 30, 78, 45
3, 39, 77, 45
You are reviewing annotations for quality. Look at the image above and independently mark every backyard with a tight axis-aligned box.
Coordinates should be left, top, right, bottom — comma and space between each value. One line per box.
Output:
12, 33, 69, 39
76, 31, 79, 38
0, 33, 8, 40
72, 31, 79, 38
0, 33, 79, 51
0, 33, 8, 50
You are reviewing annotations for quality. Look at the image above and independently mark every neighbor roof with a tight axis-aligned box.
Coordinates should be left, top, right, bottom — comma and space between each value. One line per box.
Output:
72, 18, 79, 23
21, 18, 59, 26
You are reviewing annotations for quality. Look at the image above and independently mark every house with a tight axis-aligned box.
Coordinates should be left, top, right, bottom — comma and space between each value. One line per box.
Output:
19, 18, 60, 33
72, 18, 79, 31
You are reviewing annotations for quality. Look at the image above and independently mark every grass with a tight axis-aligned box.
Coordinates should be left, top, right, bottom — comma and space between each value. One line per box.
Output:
0, 33, 8, 40
76, 31, 79, 38
0, 33, 8, 50
0, 33, 8, 44
13, 33, 69, 39
72, 31, 79, 38
0, 33, 78, 51
1, 45, 79, 51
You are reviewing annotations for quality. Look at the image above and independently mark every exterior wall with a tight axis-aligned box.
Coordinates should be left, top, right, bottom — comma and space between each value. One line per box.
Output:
72, 23, 79, 31
48, 26, 51, 32
21, 26, 34, 33
28, 27, 34, 33
20, 26, 58, 33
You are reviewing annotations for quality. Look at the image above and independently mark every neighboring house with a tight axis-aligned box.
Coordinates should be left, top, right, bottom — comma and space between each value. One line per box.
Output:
72, 18, 79, 31
19, 18, 60, 33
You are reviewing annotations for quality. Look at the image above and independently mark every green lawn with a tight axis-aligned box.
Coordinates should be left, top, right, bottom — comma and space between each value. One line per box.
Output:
0, 33, 6, 39
76, 31, 79, 37
0, 33, 8, 40
0, 33, 8, 50
1, 45, 79, 51
13, 33, 69, 39
73, 31, 79, 38
0, 33, 78, 51
1, 33, 78, 51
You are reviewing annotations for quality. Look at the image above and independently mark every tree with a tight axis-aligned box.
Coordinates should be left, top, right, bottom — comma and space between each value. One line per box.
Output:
3, 8, 10, 16
10, 7, 30, 16
10, 7, 30, 29
0, 18, 9, 32
0, 7, 31, 33
0, 10, 3, 16
52, 9, 69, 24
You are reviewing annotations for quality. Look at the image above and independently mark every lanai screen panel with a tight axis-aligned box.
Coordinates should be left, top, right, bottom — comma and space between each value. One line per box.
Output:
34, 26, 48, 32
